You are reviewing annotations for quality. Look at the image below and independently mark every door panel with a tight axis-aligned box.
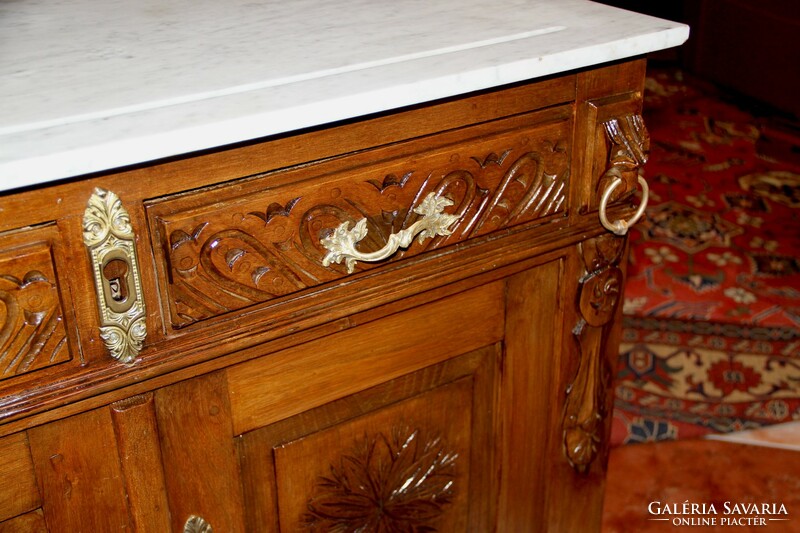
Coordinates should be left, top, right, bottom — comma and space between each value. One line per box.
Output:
239, 345, 500, 532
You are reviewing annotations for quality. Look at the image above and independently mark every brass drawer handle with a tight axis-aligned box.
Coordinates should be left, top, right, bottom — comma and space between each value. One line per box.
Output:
598, 175, 649, 236
83, 188, 146, 363
321, 192, 459, 273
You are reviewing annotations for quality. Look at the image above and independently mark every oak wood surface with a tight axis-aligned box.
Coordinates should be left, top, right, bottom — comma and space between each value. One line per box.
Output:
155, 371, 246, 533
0, 509, 47, 533
110, 393, 171, 532
0, 432, 40, 523
226, 280, 504, 435
497, 259, 564, 531
27, 409, 131, 532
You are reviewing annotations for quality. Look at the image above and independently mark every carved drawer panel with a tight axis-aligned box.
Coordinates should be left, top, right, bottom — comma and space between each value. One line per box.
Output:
0, 225, 72, 381
147, 108, 572, 329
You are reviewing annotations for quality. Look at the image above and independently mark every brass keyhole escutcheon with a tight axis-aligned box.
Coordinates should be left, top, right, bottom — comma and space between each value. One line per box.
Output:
84, 187, 147, 363
103, 258, 130, 303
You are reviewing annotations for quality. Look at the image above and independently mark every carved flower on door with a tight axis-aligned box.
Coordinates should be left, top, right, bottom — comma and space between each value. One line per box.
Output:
303, 427, 457, 531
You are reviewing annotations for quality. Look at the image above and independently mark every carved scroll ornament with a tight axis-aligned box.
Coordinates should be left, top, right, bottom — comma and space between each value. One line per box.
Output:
563, 234, 625, 473
0, 269, 70, 377
159, 132, 570, 327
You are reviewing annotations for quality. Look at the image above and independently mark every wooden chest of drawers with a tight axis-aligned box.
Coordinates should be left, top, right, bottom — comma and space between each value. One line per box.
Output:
0, 59, 649, 531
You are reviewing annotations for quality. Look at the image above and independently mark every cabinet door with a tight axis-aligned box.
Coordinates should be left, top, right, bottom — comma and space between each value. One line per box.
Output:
155, 256, 589, 532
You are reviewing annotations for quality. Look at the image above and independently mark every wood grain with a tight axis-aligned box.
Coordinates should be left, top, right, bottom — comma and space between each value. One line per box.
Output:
110, 393, 171, 532
226, 280, 504, 435
496, 258, 564, 531
0, 509, 47, 533
27, 408, 130, 532
155, 371, 246, 533
238, 342, 499, 532
0, 432, 40, 522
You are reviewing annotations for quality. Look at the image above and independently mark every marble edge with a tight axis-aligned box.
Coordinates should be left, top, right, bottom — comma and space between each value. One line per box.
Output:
0, 24, 689, 193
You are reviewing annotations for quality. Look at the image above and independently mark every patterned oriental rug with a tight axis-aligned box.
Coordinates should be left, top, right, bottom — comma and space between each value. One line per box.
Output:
610, 69, 800, 445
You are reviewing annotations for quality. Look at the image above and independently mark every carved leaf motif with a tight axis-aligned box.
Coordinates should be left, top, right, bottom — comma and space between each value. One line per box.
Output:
304, 427, 457, 531
83, 188, 134, 246
598, 114, 650, 205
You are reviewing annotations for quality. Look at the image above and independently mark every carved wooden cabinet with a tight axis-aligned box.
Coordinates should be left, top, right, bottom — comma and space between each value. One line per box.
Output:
0, 59, 649, 532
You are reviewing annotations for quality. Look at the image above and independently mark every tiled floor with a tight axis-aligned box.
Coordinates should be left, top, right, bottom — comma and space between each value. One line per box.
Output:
602, 423, 800, 532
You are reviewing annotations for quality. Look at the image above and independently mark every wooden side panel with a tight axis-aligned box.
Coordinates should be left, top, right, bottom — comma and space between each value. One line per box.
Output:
155, 371, 246, 533
28, 409, 130, 532
227, 281, 505, 435
496, 258, 564, 531
0, 432, 40, 522
239, 345, 500, 532
110, 393, 171, 532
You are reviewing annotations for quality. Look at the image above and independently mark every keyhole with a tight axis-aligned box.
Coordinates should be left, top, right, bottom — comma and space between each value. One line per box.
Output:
103, 259, 129, 303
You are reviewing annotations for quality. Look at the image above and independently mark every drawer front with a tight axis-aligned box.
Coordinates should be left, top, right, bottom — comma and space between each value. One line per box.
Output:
148, 108, 572, 329
0, 224, 74, 383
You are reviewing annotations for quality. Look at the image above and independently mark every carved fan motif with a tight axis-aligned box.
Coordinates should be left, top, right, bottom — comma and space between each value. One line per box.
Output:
157, 127, 570, 327
303, 427, 457, 531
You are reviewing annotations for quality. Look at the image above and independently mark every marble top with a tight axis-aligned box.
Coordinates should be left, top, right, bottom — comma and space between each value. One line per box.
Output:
0, 0, 688, 192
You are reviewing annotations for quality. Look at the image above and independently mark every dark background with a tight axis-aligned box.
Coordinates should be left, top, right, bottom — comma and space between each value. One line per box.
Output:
596, 0, 800, 120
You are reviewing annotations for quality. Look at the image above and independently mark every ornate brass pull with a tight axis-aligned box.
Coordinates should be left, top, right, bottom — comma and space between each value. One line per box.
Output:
598, 175, 649, 236
321, 192, 459, 273
83, 188, 146, 363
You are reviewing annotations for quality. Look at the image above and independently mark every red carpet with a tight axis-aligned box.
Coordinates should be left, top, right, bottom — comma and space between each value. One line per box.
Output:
611, 69, 800, 445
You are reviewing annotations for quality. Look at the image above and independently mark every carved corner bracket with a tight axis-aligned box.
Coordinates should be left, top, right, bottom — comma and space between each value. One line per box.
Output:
597, 114, 651, 235
563, 234, 625, 473
83, 188, 146, 363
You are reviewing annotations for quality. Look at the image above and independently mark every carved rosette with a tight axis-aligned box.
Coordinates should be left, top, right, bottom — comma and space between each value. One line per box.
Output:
83, 188, 146, 363
303, 427, 457, 530
563, 233, 626, 473
159, 133, 570, 327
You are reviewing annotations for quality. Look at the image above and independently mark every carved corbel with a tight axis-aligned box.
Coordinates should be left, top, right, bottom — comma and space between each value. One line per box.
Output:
597, 114, 651, 235
563, 233, 625, 473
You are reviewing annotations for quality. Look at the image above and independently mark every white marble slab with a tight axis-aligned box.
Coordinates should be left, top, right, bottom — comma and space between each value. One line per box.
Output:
0, 0, 688, 192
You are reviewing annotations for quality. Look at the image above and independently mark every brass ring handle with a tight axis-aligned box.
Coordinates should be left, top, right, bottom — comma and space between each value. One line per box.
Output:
321, 192, 459, 273
83, 188, 147, 363
598, 175, 649, 236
